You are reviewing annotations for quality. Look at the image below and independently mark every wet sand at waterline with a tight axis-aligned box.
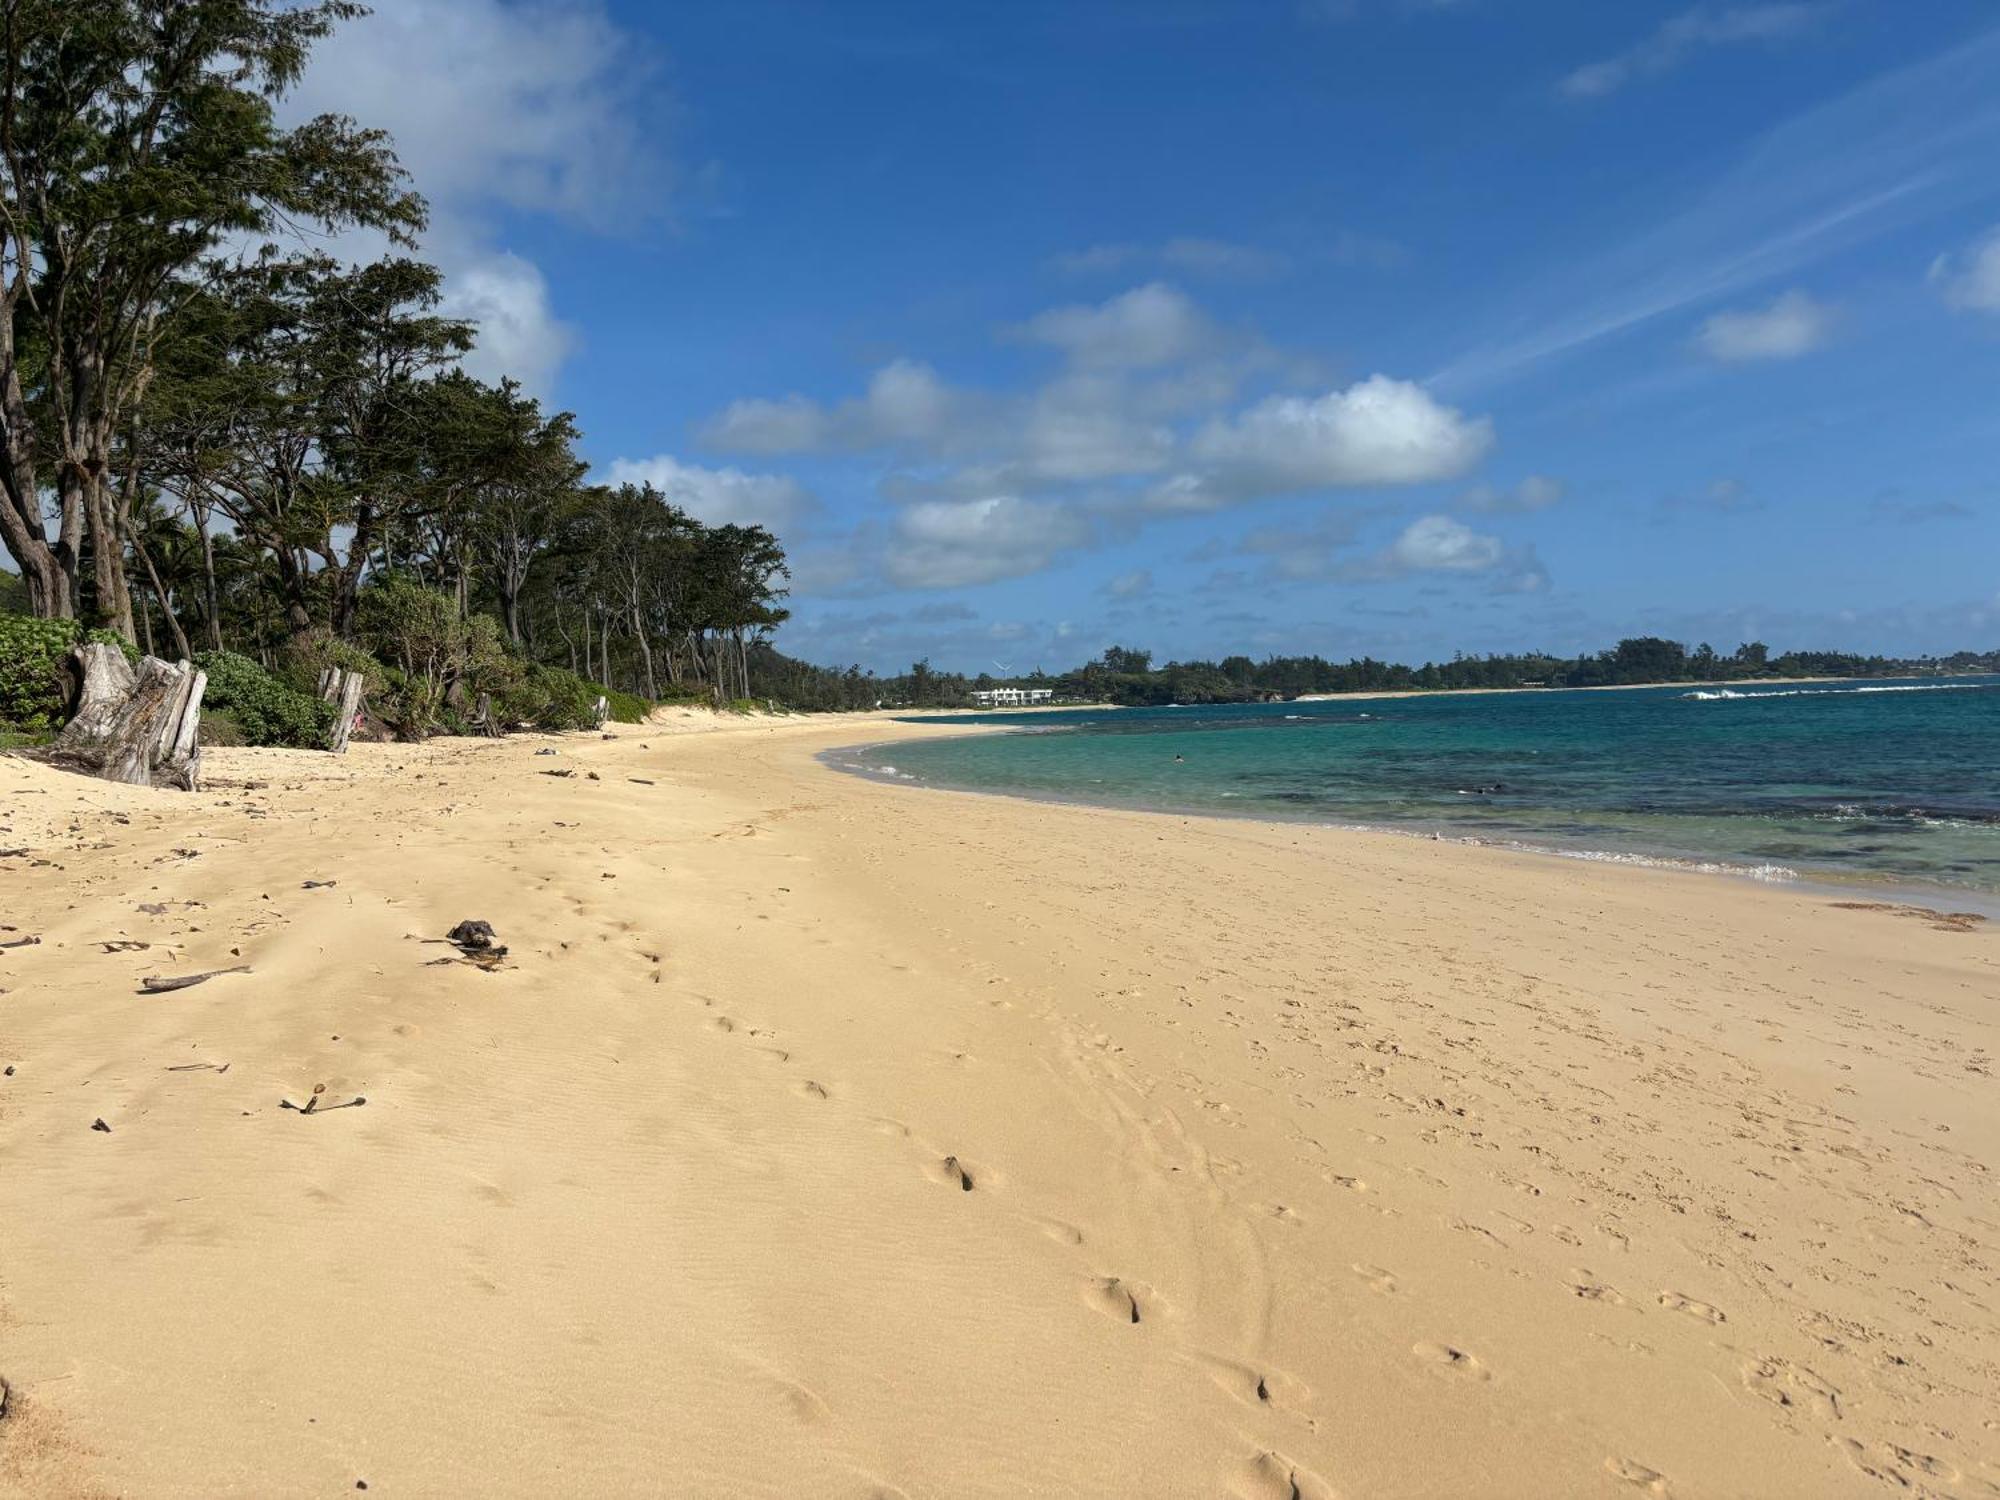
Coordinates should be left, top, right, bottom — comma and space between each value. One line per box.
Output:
1, 712, 1995, 1498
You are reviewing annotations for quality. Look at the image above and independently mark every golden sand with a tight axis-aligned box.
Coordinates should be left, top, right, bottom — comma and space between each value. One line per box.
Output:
2, 713, 1995, 1497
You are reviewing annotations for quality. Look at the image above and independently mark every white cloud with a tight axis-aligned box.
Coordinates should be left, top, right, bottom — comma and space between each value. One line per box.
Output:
885, 497, 1091, 589
1560, 4, 1819, 99
1104, 569, 1154, 599
1189, 375, 1494, 496
1929, 225, 2000, 313
602, 455, 816, 530
442, 252, 577, 394
286, 0, 662, 231
277, 0, 666, 396
704, 394, 834, 453
1384, 514, 1503, 572
703, 359, 969, 454
1015, 283, 1222, 369
1694, 289, 1833, 360
1459, 474, 1564, 514
1364, 516, 1549, 592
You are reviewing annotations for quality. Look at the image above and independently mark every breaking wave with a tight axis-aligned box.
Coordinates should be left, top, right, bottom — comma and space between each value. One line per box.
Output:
1682, 682, 1998, 701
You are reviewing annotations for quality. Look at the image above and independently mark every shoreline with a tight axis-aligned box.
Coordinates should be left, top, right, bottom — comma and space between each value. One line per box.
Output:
821, 735, 2000, 920
3, 714, 1995, 1497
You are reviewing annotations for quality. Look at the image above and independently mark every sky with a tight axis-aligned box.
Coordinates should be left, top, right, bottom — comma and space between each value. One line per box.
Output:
282, 0, 2000, 673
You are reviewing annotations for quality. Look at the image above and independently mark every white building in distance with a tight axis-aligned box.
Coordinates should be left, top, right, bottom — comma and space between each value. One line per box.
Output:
969, 687, 1055, 708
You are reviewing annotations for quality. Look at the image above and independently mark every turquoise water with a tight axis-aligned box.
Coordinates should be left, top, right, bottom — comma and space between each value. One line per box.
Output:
830, 677, 2000, 900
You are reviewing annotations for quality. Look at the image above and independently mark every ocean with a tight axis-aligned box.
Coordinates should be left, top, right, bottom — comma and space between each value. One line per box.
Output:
829, 676, 2000, 902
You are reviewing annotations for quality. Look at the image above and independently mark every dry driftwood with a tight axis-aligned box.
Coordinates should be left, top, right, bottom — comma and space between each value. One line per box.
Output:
46, 644, 206, 790
140, 964, 251, 993
318, 667, 366, 753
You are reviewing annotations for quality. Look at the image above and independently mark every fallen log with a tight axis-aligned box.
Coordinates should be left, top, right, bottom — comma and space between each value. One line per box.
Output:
44, 645, 206, 790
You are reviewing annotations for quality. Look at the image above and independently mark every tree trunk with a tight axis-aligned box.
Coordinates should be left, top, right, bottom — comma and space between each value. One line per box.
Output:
47, 644, 205, 790
631, 601, 657, 699
195, 502, 223, 651
133, 536, 192, 662
74, 465, 136, 642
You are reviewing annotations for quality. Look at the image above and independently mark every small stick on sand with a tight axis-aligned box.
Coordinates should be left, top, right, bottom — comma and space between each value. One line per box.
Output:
140, 965, 251, 993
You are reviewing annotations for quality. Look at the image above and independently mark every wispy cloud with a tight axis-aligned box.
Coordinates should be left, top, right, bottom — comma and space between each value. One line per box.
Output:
1436, 23, 2000, 392
1457, 475, 1565, 514
1051, 238, 1289, 280
1560, 4, 1820, 99
1929, 225, 2000, 313
1656, 478, 1763, 519
1694, 289, 1834, 360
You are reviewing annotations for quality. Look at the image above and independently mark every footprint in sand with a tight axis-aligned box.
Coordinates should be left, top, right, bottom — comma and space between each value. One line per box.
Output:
1567, 1272, 1628, 1306
1741, 1357, 1840, 1421
1351, 1264, 1398, 1294
1657, 1292, 1725, 1324
1605, 1456, 1670, 1493
1230, 1449, 1339, 1500
1084, 1275, 1155, 1326
768, 1377, 831, 1426
1411, 1342, 1489, 1380
1033, 1215, 1085, 1247
1197, 1355, 1312, 1420
924, 1154, 988, 1192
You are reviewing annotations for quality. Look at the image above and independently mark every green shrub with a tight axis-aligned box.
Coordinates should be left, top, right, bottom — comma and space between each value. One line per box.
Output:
200, 708, 248, 747
599, 685, 652, 723
492, 664, 596, 732
279, 629, 386, 701
194, 650, 335, 748
0, 612, 81, 732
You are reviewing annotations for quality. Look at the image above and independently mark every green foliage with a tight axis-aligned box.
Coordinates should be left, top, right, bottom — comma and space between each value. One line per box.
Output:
194, 650, 334, 748
493, 665, 598, 733
0, 613, 84, 732
200, 709, 248, 748
600, 686, 652, 724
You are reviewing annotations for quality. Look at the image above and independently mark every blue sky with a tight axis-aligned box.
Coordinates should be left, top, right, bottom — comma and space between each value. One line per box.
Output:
291, 1, 2000, 673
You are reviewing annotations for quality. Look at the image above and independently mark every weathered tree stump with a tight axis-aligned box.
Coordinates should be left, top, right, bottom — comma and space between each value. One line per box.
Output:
48, 644, 207, 790
318, 667, 366, 753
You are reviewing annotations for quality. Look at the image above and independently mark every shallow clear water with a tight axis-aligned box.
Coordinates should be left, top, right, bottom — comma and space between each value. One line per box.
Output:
830, 677, 2000, 900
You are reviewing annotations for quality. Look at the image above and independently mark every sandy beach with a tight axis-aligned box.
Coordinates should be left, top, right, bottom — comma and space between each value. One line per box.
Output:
2, 713, 1995, 1499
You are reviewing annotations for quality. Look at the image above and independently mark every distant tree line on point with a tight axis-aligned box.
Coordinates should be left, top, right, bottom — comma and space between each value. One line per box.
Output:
747, 637, 2000, 712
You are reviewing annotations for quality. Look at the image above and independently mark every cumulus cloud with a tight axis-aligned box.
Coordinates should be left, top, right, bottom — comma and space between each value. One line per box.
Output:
1560, 4, 1819, 99
1694, 289, 1833, 360
1383, 514, 1502, 572
1929, 226, 2000, 313
441, 252, 576, 394
704, 359, 970, 454
277, 0, 668, 395
1458, 474, 1564, 514
1365, 516, 1549, 591
1015, 283, 1225, 369
1187, 375, 1493, 498
704, 297, 1503, 593
601, 455, 817, 530
884, 497, 1092, 589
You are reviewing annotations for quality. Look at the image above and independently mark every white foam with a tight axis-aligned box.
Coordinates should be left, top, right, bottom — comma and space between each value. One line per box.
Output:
1682, 682, 1996, 701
